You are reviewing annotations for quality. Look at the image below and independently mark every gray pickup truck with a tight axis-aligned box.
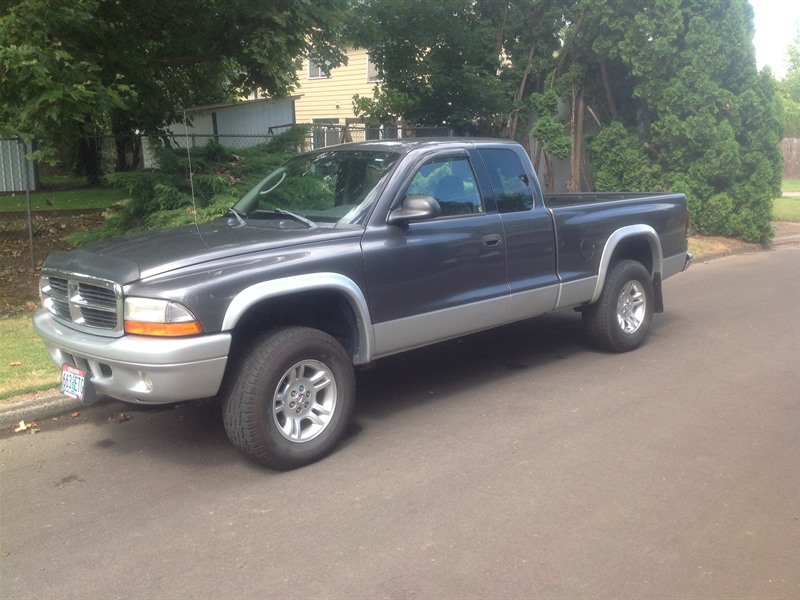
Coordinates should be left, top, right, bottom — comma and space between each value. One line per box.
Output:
34, 139, 692, 468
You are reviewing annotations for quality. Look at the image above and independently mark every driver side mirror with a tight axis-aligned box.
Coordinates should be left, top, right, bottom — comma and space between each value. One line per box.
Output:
386, 195, 441, 225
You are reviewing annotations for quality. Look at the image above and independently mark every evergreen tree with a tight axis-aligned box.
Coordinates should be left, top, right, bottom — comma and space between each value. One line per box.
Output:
575, 0, 782, 241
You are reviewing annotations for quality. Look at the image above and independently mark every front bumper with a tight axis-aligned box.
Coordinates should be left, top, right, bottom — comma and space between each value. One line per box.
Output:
33, 311, 231, 404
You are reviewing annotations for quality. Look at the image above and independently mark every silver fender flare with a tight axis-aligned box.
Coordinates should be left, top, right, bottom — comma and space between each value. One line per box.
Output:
221, 273, 374, 365
590, 225, 663, 304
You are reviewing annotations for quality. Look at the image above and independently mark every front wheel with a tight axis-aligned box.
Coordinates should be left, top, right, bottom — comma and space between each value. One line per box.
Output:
583, 260, 654, 353
222, 327, 355, 469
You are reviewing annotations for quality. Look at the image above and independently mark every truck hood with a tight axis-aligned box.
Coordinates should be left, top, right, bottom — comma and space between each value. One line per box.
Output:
42, 220, 362, 284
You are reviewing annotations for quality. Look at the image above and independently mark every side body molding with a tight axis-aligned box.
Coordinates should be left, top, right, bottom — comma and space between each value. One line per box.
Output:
221, 273, 375, 364
591, 225, 663, 304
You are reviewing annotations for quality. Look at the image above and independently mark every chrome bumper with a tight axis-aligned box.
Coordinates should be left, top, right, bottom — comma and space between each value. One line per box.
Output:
33, 311, 231, 404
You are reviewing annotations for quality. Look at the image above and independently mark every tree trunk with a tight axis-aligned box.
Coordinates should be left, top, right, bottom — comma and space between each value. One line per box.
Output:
74, 136, 102, 185
115, 136, 129, 172
599, 60, 618, 120
505, 43, 536, 140
495, 3, 510, 63
533, 139, 544, 176
554, 17, 583, 79
569, 88, 585, 192
132, 135, 143, 169
543, 152, 555, 193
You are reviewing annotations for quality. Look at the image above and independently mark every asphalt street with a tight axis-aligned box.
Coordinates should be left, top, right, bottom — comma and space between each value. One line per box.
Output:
1, 245, 798, 599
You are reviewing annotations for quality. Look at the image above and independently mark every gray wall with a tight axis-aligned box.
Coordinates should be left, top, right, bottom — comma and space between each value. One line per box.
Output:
0, 139, 38, 193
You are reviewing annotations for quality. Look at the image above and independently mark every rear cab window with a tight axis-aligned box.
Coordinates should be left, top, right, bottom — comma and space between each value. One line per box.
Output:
478, 148, 534, 213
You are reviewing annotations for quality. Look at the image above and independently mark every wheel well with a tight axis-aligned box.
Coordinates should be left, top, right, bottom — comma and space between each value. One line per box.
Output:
609, 236, 654, 274
226, 290, 360, 366
606, 235, 665, 313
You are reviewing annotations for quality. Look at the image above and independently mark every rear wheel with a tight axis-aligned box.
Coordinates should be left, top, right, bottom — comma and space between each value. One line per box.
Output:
222, 326, 355, 469
583, 259, 654, 352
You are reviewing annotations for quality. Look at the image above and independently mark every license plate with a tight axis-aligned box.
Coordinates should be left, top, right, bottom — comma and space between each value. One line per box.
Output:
61, 364, 86, 401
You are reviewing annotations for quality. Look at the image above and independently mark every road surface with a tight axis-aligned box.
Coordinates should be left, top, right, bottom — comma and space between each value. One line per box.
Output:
1, 246, 798, 599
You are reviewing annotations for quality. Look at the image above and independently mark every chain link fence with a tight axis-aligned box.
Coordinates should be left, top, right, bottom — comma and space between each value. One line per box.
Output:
0, 125, 455, 177
141, 124, 453, 168
145, 123, 455, 166
3, 125, 455, 193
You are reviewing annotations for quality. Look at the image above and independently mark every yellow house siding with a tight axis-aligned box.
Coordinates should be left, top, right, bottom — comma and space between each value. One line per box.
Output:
293, 47, 380, 123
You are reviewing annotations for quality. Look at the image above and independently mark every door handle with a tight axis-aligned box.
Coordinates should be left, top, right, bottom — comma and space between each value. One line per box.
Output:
482, 234, 502, 248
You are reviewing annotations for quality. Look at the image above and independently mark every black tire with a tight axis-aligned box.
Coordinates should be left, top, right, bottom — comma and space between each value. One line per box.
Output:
583, 259, 654, 353
222, 326, 355, 469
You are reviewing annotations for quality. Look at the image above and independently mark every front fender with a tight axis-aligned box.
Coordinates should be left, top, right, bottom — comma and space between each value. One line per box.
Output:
221, 272, 374, 364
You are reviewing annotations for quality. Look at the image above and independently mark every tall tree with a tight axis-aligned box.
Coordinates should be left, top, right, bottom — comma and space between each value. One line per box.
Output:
568, 0, 782, 241
778, 34, 800, 138
350, 0, 563, 136
353, 0, 782, 240
0, 0, 350, 180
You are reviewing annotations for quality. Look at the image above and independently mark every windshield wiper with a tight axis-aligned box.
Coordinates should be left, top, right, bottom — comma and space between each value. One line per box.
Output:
273, 208, 318, 229
228, 207, 247, 227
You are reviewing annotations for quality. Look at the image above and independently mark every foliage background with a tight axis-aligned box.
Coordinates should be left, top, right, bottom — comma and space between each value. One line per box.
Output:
351, 0, 787, 242
2, 0, 795, 243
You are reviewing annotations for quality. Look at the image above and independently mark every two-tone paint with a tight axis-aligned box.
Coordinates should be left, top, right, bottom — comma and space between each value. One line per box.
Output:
34, 139, 692, 405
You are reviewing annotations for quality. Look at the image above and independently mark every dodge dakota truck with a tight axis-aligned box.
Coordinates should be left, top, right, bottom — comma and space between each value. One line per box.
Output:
34, 138, 692, 468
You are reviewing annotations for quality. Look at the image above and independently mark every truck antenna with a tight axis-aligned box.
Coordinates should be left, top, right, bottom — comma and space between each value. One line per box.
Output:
183, 110, 207, 246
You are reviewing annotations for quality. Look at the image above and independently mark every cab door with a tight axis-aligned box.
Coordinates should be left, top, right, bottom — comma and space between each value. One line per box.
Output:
362, 151, 508, 357
476, 147, 559, 321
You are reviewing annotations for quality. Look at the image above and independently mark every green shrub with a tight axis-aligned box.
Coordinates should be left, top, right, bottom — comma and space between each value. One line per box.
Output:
700, 193, 733, 236
588, 122, 662, 192
72, 126, 309, 245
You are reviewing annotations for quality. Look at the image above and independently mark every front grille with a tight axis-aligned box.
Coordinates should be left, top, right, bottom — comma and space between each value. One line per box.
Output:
40, 273, 122, 335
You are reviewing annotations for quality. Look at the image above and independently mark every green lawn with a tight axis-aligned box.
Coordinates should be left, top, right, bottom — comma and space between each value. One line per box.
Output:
774, 196, 800, 222
782, 179, 800, 194
0, 315, 59, 402
0, 186, 129, 212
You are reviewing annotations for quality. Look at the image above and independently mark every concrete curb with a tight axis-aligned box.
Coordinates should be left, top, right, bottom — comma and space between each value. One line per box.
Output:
693, 233, 800, 263
693, 243, 763, 263
772, 233, 800, 245
2, 233, 798, 430
0, 392, 84, 429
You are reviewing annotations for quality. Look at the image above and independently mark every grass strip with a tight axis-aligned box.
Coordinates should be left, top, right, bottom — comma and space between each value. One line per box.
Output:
0, 315, 59, 401
0, 187, 129, 212
774, 196, 800, 222
782, 179, 800, 194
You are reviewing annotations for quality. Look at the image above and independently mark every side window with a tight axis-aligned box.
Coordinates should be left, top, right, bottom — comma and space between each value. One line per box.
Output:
480, 149, 534, 213
405, 156, 483, 216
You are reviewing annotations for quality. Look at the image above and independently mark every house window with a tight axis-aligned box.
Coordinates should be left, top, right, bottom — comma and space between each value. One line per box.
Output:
308, 58, 330, 79
367, 54, 381, 83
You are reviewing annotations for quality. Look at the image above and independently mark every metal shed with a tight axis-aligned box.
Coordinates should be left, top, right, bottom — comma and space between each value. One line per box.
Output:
143, 96, 297, 168
0, 138, 38, 193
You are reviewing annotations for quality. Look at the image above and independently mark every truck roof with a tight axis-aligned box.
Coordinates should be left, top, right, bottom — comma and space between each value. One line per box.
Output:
317, 137, 520, 153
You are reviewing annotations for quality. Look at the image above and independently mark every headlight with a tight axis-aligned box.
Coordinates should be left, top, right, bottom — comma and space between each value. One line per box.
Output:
123, 297, 203, 336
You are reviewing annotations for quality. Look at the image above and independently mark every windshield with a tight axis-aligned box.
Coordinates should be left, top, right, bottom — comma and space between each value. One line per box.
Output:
232, 149, 400, 227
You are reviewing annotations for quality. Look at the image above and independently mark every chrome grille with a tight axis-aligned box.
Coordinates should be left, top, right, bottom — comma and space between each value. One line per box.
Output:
40, 273, 122, 335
